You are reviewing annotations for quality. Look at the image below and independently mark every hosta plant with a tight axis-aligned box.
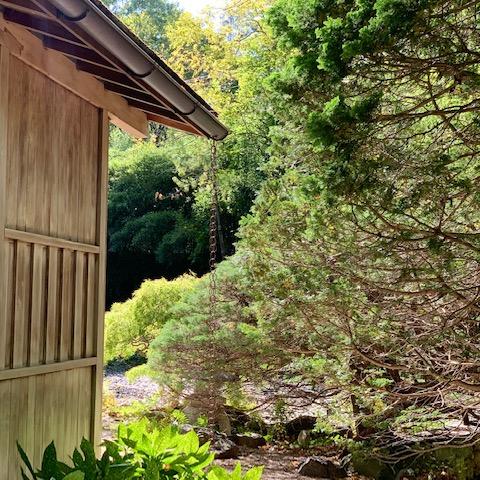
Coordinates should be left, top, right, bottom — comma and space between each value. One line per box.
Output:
17, 438, 138, 480
18, 420, 263, 480
114, 419, 214, 479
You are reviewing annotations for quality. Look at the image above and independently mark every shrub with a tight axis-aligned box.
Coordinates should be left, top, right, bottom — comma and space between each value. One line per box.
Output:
105, 275, 198, 362
18, 420, 263, 480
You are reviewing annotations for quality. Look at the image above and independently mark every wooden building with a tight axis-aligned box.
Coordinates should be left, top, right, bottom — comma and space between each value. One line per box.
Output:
0, 0, 227, 476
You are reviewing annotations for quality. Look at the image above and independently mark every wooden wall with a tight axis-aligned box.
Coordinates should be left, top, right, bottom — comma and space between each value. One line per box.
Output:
0, 44, 108, 478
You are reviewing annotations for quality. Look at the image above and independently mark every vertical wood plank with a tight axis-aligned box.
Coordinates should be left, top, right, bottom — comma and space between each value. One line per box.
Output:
15, 63, 29, 234
43, 371, 59, 460
13, 242, 31, 368
60, 250, 74, 362
83, 102, 99, 245
33, 374, 46, 466
49, 84, 63, 239
25, 376, 36, 461
56, 371, 66, 460
64, 368, 76, 459
85, 254, 96, 358
30, 244, 47, 366
3, 241, 15, 369
46, 247, 60, 363
78, 368, 92, 442
26, 69, 48, 235
92, 109, 109, 448
6, 56, 26, 231
73, 251, 86, 359
0, 380, 11, 480
8, 378, 29, 478
0, 45, 9, 371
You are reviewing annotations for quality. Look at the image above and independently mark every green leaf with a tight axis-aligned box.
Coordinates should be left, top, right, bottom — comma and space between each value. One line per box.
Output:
63, 472, 85, 480
244, 466, 264, 480
41, 442, 61, 478
17, 442, 36, 479
20, 468, 33, 480
182, 430, 199, 453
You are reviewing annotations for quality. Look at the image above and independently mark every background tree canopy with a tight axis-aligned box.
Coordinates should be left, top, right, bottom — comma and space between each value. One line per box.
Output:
106, 0, 273, 305
101, 0, 180, 52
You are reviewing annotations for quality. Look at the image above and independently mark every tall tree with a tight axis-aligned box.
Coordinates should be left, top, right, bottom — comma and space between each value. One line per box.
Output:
150, 0, 480, 457
237, 0, 480, 452
103, 0, 180, 53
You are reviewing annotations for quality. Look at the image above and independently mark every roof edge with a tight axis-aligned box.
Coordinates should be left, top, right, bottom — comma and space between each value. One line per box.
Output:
48, 0, 228, 140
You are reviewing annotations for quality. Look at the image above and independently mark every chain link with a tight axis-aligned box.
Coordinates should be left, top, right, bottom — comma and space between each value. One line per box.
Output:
208, 140, 219, 320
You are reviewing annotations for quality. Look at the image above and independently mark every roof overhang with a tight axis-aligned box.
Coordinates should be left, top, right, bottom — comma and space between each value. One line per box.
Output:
0, 0, 228, 140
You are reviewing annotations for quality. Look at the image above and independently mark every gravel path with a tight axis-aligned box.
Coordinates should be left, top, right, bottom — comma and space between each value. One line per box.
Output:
104, 372, 160, 405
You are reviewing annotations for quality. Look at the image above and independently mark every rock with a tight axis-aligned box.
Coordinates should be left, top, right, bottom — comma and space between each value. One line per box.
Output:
224, 406, 267, 435
193, 428, 240, 459
297, 430, 311, 447
225, 406, 251, 427
179, 424, 194, 434
212, 438, 240, 459
182, 391, 231, 434
285, 416, 317, 438
350, 452, 394, 480
335, 426, 353, 439
232, 433, 266, 449
244, 416, 268, 435
195, 427, 216, 445
217, 410, 232, 435
298, 457, 347, 479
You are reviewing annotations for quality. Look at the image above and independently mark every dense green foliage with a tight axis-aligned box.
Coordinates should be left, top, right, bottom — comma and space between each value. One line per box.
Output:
259, 0, 480, 425
19, 420, 262, 480
104, 0, 480, 466
107, 140, 209, 304
101, 0, 180, 52
105, 275, 198, 362
106, 3, 274, 304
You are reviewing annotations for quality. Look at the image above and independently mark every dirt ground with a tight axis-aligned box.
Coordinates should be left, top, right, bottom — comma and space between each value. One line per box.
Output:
103, 370, 368, 480
216, 450, 311, 480
216, 449, 368, 480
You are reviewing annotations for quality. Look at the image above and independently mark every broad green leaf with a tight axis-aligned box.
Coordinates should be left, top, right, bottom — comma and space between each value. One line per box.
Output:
63, 471, 85, 480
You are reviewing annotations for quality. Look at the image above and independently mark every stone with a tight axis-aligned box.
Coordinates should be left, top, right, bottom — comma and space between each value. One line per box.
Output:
285, 416, 317, 438
225, 406, 251, 427
179, 424, 194, 434
298, 457, 347, 479
232, 433, 267, 449
297, 430, 311, 447
350, 452, 394, 480
225, 406, 267, 435
182, 391, 231, 434
212, 438, 240, 459
195, 427, 215, 445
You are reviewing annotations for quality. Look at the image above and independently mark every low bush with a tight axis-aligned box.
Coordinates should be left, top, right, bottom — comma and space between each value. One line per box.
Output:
105, 275, 198, 362
18, 419, 263, 480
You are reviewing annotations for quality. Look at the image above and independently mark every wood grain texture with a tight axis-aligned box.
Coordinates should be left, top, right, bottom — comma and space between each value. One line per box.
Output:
5, 229, 100, 254
6, 56, 100, 244
92, 109, 109, 450
0, 368, 94, 478
0, 357, 97, 381
0, 45, 9, 370
0, 51, 107, 475
0, 13, 148, 138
